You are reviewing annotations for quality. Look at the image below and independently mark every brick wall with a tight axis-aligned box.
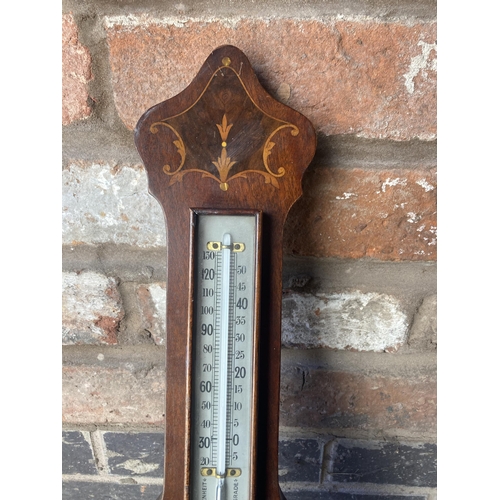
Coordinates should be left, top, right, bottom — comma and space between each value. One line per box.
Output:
62, 1, 437, 498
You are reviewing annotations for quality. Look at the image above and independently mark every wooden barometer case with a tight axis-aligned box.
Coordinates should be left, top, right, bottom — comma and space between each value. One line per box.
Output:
134, 45, 316, 500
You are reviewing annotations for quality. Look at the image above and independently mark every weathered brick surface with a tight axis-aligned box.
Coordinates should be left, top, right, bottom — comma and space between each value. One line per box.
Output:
279, 439, 322, 483
62, 163, 165, 247
62, 361, 435, 432
61, 431, 435, 499
104, 432, 164, 477
282, 291, 408, 351
105, 18, 436, 140
62, 483, 425, 500
62, 431, 97, 475
62, 163, 436, 262
62, 14, 92, 125
136, 283, 166, 345
324, 439, 436, 487
62, 482, 162, 500
284, 168, 436, 261
62, 365, 165, 425
280, 366, 436, 432
135, 286, 409, 350
62, 271, 124, 345
406, 295, 436, 351
280, 437, 436, 488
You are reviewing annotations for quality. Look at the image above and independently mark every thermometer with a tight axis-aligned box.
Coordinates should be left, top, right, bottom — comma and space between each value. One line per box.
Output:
134, 45, 316, 499
192, 212, 260, 500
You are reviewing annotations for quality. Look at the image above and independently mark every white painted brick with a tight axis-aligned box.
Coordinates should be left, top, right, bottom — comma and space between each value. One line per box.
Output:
282, 291, 409, 351
132, 284, 409, 351
62, 163, 166, 247
62, 271, 124, 345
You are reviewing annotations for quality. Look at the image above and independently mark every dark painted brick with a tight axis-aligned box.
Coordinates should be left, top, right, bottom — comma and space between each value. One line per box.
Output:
278, 439, 322, 482
285, 492, 426, 500
103, 432, 164, 477
62, 481, 162, 499
325, 440, 436, 488
62, 431, 97, 475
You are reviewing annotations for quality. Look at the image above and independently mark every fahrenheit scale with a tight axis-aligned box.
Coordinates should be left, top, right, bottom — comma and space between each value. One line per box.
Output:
134, 45, 316, 499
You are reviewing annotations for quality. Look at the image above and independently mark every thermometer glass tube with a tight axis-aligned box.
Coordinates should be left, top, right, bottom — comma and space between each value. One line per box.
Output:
190, 212, 260, 500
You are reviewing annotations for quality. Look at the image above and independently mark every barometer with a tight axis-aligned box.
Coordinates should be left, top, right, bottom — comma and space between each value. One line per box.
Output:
134, 45, 316, 500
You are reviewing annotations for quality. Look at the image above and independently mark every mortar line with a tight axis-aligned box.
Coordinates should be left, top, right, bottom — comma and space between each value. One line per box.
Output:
320, 439, 336, 485
62, 473, 164, 485
280, 481, 437, 496
279, 426, 437, 443
89, 429, 110, 475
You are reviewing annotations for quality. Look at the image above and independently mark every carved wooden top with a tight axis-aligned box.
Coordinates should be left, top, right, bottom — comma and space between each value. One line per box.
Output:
134, 45, 316, 216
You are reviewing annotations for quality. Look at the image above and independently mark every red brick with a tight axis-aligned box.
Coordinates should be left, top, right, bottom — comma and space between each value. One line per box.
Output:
284, 167, 436, 260
62, 14, 92, 125
105, 18, 436, 140
62, 365, 165, 426
63, 361, 435, 433
280, 366, 436, 433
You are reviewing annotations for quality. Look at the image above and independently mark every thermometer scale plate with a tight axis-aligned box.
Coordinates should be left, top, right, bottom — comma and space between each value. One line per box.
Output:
191, 211, 261, 500
134, 45, 316, 499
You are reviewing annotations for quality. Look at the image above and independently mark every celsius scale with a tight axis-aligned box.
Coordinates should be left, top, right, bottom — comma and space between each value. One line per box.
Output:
134, 45, 316, 500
